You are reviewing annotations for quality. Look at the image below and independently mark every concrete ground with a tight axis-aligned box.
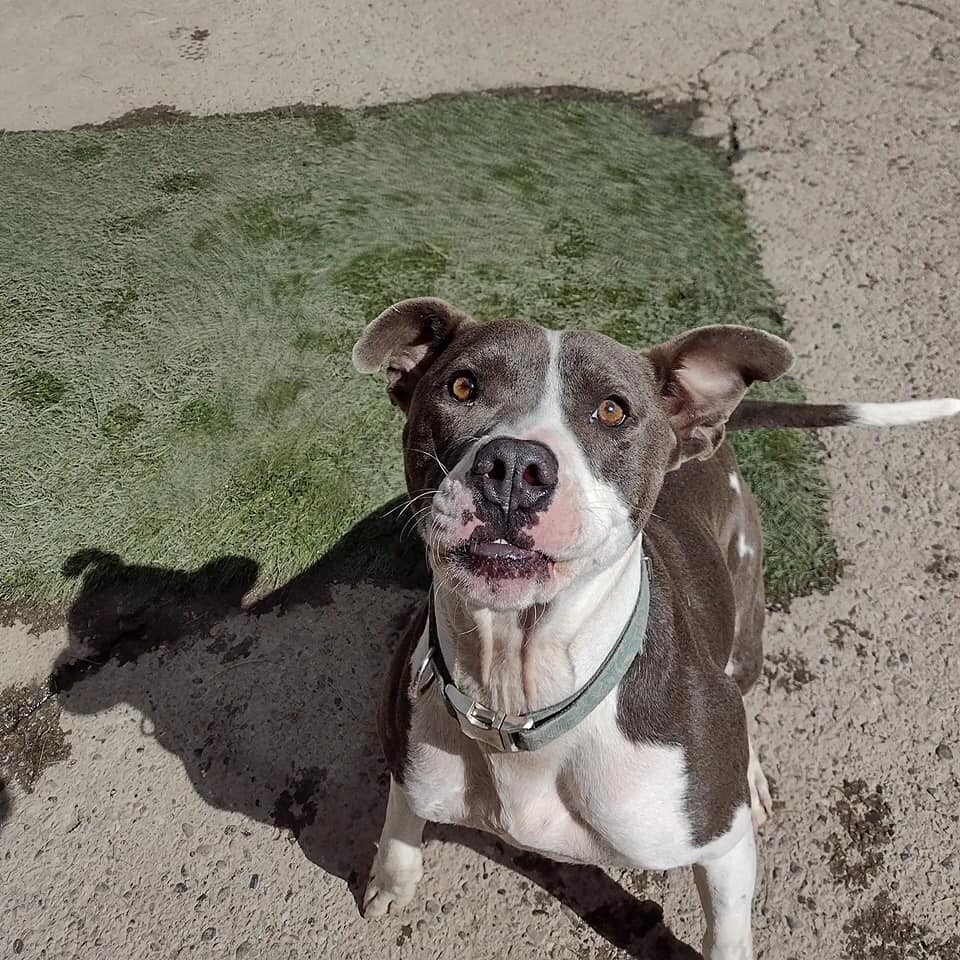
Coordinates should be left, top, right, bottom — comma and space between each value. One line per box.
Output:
2, 0, 959, 957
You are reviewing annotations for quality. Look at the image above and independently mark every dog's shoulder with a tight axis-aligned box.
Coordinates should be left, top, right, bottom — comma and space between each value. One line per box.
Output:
654, 443, 750, 554
378, 601, 428, 784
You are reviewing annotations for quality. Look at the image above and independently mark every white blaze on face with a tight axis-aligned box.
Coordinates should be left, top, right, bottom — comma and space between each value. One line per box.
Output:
497, 329, 636, 571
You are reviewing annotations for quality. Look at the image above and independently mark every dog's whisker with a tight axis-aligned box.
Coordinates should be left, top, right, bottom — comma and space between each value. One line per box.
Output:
429, 524, 444, 569
401, 505, 434, 540
382, 489, 438, 520
430, 439, 451, 479
400, 505, 431, 531
446, 433, 486, 454
408, 506, 433, 527
411, 446, 450, 478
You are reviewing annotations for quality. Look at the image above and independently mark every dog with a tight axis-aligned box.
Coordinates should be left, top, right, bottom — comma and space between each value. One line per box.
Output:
350, 297, 959, 959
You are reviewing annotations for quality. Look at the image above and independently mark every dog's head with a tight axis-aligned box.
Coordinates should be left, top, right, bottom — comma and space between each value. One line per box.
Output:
353, 298, 792, 610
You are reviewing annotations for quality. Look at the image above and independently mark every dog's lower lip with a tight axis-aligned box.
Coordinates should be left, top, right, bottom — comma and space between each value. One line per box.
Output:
468, 540, 537, 562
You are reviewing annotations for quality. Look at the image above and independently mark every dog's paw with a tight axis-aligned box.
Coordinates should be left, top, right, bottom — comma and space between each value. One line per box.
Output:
704, 940, 753, 960
362, 876, 418, 918
747, 742, 773, 830
362, 854, 423, 919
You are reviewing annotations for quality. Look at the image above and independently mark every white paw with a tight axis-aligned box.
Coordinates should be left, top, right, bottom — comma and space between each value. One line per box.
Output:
362, 861, 422, 918
704, 939, 753, 960
747, 742, 773, 830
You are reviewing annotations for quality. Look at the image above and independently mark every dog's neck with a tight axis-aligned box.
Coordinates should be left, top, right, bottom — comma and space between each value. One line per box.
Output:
432, 534, 646, 717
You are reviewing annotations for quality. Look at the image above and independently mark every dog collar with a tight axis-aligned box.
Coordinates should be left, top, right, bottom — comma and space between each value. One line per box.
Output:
415, 554, 651, 753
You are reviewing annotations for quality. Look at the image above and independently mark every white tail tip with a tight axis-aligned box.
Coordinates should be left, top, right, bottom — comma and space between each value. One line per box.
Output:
851, 398, 960, 426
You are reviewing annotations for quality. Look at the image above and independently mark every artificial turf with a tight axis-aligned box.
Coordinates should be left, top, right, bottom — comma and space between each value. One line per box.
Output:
0, 95, 837, 607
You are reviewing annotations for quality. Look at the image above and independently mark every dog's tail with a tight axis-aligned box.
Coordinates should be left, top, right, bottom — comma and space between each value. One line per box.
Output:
728, 397, 960, 431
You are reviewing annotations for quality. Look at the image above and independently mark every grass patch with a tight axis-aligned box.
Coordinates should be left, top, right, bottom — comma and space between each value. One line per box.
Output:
0, 95, 836, 606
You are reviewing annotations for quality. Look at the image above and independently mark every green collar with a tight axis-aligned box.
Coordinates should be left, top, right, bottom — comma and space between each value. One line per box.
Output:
416, 554, 651, 752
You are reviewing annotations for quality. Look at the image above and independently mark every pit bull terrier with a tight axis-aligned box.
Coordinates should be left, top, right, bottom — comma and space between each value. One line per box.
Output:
351, 297, 959, 959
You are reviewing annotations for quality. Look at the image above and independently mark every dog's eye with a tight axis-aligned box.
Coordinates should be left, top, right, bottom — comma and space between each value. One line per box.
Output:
449, 371, 477, 403
594, 397, 628, 427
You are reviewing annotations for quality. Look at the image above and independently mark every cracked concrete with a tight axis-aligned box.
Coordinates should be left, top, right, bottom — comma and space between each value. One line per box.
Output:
2, 0, 959, 957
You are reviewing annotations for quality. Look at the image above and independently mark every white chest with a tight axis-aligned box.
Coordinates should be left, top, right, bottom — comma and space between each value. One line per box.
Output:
404, 689, 749, 870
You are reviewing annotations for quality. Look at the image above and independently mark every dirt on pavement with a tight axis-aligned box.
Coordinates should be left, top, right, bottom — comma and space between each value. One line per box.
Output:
2, 1, 959, 958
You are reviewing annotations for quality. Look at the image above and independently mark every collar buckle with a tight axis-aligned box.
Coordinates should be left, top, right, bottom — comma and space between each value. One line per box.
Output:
443, 683, 533, 752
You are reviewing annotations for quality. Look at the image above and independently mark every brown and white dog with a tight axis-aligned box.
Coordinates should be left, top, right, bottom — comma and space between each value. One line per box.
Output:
351, 298, 959, 960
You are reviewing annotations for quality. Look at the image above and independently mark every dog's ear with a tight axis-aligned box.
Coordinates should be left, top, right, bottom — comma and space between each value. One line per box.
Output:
352, 298, 473, 412
645, 324, 794, 468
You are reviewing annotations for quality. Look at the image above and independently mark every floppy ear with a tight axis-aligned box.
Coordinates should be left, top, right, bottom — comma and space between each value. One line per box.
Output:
352, 297, 473, 412
645, 324, 794, 468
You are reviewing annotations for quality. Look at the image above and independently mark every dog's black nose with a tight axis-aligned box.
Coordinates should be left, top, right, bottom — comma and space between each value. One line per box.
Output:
471, 437, 558, 515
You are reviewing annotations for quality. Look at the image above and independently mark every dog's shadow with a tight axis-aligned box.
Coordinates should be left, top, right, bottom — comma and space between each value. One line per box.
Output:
51, 501, 700, 959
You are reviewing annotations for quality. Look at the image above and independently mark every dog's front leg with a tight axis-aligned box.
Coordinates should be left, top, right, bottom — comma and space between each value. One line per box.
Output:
692, 827, 757, 960
363, 776, 426, 917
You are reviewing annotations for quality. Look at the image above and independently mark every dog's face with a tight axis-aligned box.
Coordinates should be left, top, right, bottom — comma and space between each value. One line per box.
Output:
394, 320, 674, 610
354, 298, 792, 610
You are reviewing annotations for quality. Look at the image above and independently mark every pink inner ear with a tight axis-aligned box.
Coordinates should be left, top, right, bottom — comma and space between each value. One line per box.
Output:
674, 355, 739, 405
384, 341, 431, 379
384, 340, 434, 403
403, 343, 429, 371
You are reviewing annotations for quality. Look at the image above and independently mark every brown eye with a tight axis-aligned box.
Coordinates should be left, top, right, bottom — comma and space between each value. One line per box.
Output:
595, 397, 627, 427
449, 371, 477, 403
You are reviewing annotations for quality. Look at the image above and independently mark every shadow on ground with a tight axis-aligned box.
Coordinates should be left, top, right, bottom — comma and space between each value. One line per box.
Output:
49, 499, 700, 959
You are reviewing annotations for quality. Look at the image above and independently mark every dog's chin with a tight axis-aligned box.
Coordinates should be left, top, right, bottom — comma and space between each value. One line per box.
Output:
438, 540, 560, 610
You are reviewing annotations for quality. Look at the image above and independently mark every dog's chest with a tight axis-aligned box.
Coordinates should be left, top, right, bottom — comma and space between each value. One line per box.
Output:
405, 689, 718, 870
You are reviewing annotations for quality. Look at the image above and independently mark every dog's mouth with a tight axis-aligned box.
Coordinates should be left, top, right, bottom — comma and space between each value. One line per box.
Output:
451, 536, 552, 582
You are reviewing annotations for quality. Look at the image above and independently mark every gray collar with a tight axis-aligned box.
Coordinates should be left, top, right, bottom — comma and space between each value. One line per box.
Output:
415, 555, 652, 752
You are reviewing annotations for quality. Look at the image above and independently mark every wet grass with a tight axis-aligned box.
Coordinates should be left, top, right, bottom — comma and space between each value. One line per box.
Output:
0, 95, 836, 605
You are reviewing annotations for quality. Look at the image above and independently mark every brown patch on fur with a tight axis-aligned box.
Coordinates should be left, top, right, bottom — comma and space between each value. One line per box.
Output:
0, 681, 71, 795
844, 891, 960, 960
824, 779, 894, 889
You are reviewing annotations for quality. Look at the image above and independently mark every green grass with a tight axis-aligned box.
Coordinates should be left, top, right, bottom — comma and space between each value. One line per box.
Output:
0, 95, 836, 606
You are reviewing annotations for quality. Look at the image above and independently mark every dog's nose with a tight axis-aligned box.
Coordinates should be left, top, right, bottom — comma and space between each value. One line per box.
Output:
471, 438, 558, 515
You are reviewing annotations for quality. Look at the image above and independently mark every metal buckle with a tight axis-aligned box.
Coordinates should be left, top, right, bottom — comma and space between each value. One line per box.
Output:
443, 684, 533, 752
